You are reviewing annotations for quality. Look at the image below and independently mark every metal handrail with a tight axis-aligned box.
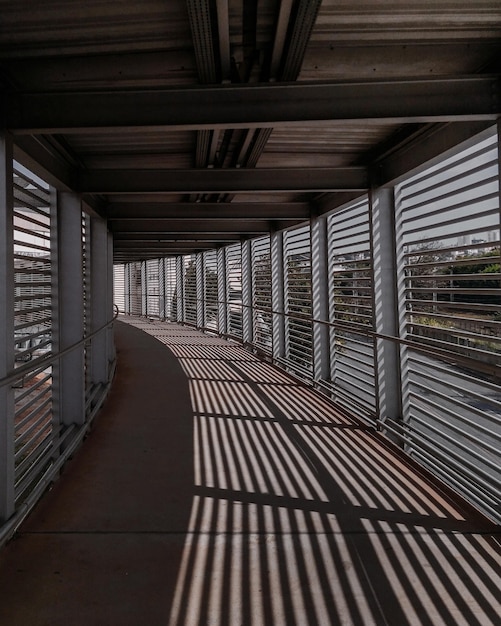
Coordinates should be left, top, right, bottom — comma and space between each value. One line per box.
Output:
147, 294, 500, 379
0, 306, 119, 390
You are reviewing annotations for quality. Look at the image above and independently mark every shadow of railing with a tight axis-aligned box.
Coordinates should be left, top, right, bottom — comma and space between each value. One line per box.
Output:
132, 319, 501, 626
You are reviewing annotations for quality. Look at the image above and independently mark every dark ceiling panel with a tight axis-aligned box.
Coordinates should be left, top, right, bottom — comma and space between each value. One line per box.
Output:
1, 0, 499, 261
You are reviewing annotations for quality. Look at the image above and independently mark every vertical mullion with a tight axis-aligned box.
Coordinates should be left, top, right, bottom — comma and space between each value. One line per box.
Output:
141, 260, 147, 317
271, 231, 285, 360
217, 247, 227, 334
56, 192, 85, 427
394, 183, 410, 446
370, 186, 403, 438
311, 214, 329, 381
241, 240, 253, 344
176, 256, 184, 323
90, 216, 109, 386
498, 120, 501, 249
196, 253, 204, 328
125, 263, 131, 315
159, 258, 166, 320
106, 231, 115, 367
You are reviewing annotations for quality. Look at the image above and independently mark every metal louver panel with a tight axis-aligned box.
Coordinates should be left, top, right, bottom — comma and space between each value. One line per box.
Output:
146, 259, 160, 318
284, 224, 312, 375
128, 262, 143, 316
226, 243, 243, 338
394, 129, 501, 522
203, 250, 218, 331
113, 264, 126, 314
13, 164, 53, 505
251, 236, 272, 352
183, 254, 198, 325
327, 198, 377, 420
159, 258, 177, 321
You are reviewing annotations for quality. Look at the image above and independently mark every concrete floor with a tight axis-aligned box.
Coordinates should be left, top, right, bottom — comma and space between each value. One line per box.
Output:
0, 317, 500, 625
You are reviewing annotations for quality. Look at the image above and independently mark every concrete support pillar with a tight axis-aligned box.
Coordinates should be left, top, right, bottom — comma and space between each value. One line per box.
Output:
217, 247, 227, 334
271, 231, 285, 361
311, 214, 330, 381
370, 185, 402, 435
90, 216, 110, 385
241, 240, 253, 344
54, 191, 85, 427
0, 133, 15, 522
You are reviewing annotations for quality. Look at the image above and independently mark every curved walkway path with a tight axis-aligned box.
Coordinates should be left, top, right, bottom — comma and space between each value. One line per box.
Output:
0, 316, 500, 625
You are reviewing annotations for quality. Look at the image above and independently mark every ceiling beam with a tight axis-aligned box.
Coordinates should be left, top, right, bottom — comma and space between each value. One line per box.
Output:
108, 219, 293, 233
373, 121, 495, 186
313, 192, 367, 216
105, 201, 311, 220
5, 77, 500, 134
114, 240, 229, 249
13, 135, 75, 191
113, 232, 242, 242
79, 167, 368, 194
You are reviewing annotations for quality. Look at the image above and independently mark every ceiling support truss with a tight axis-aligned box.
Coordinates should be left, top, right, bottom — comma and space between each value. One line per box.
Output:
6, 77, 499, 134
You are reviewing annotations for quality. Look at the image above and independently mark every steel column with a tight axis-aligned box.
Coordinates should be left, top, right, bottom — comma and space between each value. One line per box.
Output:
498, 120, 501, 248
241, 240, 253, 344
0, 133, 15, 522
311, 214, 330, 381
217, 247, 227, 335
196, 253, 204, 328
54, 191, 85, 426
370, 186, 402, 438
159, 258, 167, 320
124, 263, 131, 314
141, 261, 147, 316
175, 256, 184, 323
107, 231, 115, 364
271, 231, 285, 361
90, 216, 110, 385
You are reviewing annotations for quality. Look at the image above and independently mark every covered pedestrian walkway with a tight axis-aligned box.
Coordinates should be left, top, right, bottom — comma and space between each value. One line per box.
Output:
0, 317, 499, 625
1, 2, 501, 624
